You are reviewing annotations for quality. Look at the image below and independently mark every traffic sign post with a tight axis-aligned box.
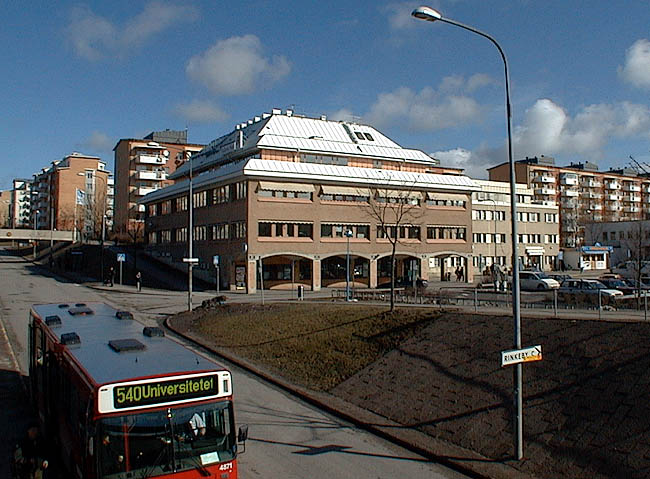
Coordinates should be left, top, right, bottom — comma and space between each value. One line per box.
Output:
213, 255, 220, 294
501, 345, 542, 367
117, 253, 126, 285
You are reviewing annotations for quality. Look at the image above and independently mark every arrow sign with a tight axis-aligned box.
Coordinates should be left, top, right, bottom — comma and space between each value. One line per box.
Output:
501, 345, 542, 367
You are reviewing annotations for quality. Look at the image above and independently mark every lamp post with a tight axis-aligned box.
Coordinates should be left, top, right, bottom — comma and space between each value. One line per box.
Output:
345, 229, 353, 301
32, 209, 39, 258
187, 152, 194, 311
412, 6, 523, 459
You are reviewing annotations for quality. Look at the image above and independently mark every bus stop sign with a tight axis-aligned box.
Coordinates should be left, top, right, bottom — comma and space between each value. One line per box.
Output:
117, 253, 126, 262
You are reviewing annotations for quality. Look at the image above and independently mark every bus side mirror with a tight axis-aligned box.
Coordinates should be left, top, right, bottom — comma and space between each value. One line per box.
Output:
237, 425, 248, 443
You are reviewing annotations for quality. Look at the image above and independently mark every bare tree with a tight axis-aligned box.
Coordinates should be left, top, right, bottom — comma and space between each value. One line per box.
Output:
363, 183, 423, 311
621, 221, 650, 308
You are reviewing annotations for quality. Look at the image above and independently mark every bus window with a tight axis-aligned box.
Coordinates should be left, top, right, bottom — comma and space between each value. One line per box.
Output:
98, 401, 235, 477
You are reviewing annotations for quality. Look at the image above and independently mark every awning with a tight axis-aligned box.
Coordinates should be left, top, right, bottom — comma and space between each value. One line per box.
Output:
426, 192, 468, 201
258, 181, 315, 193
525, 247, 545, 256
377, 189, 422, 200
321, 185, 370, 196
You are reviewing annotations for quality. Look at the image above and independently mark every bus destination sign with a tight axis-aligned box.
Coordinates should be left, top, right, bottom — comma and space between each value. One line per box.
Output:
113, 374, 219, 409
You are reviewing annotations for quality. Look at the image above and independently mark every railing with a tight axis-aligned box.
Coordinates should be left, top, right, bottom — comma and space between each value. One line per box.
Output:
331, 286, 650, 319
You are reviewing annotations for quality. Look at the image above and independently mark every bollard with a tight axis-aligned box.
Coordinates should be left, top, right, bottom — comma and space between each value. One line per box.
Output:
598, 289, 602, 320
474, 288, 478, 312
554, 289, 558, 318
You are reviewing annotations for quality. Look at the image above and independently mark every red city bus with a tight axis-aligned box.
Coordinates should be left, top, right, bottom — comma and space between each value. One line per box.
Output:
29, 302, 248, 478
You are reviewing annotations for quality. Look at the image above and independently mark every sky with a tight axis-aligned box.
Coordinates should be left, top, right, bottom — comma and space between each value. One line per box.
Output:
2, 1, 650, 190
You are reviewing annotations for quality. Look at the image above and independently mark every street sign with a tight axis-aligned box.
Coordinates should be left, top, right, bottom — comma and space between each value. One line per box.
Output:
213, 255, 220, 266
117, 253, 126, 262
501, 345, 542, 367
182, 257, 199, 264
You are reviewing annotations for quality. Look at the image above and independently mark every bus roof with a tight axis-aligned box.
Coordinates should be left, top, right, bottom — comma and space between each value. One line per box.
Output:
31, 302, 226, 386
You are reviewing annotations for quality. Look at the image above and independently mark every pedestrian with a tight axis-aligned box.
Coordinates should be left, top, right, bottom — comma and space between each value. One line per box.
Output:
109, 266, 115, 287
14, 423, 49, 479
455, 267, 461, 282
136, 271, 142, 292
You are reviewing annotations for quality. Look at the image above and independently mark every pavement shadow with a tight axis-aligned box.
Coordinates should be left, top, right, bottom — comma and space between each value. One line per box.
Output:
0, 369, 34, 478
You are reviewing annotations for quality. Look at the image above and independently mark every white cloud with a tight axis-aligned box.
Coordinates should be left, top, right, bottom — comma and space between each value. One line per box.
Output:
513, 98, 650, 158
619, 39, 650, 89
66, 2, 198, 60
329, 108, 356, 122
364, 74, 491, 131
383, 2, 423, 30
82, 131, 113, 151
186, 35, 291, 95
174, 100, 229, 124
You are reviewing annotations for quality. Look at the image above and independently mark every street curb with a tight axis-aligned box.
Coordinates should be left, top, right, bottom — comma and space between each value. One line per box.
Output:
164, 316, 534, 479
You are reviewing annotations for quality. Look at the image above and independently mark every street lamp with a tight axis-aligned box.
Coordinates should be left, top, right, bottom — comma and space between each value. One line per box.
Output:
186, 151, 195, 311
345, 229, 354, 301
412, 6, 523, 459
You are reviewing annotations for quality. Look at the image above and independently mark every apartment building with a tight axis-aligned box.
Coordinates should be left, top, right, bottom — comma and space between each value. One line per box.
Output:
140, 109, 478, 293
471, 180, 560, 274
9, 179, 33, 228
113, 129, 204, 238
488, 156, 650, 249
31, 152, 110, 239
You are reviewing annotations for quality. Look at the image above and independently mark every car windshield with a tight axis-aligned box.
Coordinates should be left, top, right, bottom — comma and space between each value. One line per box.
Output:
98, 400, 235, 478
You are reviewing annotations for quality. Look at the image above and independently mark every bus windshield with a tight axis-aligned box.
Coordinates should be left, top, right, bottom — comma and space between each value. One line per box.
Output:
99, 400, 235, 478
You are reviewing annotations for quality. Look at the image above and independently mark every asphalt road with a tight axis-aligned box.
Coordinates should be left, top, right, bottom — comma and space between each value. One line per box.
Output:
0, 249, 467, 479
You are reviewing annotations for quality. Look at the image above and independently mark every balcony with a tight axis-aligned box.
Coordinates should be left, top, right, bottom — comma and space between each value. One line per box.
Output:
135, 186, 158, 196
624, 184, 641, 192
533, 175, 555, 184
581, 178, 601, 188
561, 189, 579, 197
627, 195, 642, 203
592, 214, 603, 221
588, 204, 602, 211
135, 170, 167, 181
535, 188, 556, 195
644, 206, 650, 213
135, 154, 167, 165
563, 225, 577, 232
607, 194, 622, 201
624, 206, 641, 213
605, 181, 621, 190
581, 191, 601, 199
560, 175, 578, 186
606, 205, 622, 212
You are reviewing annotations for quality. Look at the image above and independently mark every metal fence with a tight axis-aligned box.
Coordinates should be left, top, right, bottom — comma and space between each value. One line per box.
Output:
332, 287, 650, 320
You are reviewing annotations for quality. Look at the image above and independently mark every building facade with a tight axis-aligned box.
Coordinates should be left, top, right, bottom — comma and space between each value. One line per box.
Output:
31, 152, 110, 240
489, 156, 650, 249
10, 179, 33, 228
141, 109, 478, 293
112, 130, 204, 239
0, 189, 11, 228
471, 180, 560, 275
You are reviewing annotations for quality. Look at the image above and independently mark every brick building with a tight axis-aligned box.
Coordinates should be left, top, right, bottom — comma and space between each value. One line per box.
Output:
141, 109, 479, 293
488, 155, 650, 249
0, 189, 11, 228
112, 130, 204, 239
31, 152, 110, 240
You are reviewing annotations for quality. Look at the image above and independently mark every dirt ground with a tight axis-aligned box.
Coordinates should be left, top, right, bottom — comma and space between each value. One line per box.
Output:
174, 303, 650, 479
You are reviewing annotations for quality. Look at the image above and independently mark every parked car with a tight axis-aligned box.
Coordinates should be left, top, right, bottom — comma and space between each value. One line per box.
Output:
519, 271, 560, 291
612, 261, 650, 279
548, 273, 572, 284
598, 278, 635, 295
558, 279, 624, 298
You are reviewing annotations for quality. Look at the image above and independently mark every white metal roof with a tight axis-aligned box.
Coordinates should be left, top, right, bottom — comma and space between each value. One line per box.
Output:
142, 158, 478, 204
171, 110, 438, 179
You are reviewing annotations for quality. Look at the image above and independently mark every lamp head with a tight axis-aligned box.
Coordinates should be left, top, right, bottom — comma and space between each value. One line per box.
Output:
412, 6, 442, 22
